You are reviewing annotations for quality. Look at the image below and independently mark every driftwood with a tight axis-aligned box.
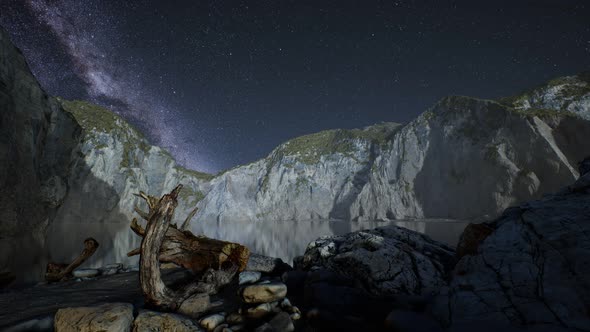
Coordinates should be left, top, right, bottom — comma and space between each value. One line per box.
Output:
130, 185, 250, 310
45, 238, 99, 282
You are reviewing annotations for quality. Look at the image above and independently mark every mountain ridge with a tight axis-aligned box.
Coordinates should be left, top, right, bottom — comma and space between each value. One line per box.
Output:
196, 77, 590, 223
2, 23, 590, 282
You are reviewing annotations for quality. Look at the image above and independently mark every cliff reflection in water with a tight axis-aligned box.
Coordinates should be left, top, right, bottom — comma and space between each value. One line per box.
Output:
191, 219, 468, 264
43, 218, 467, 285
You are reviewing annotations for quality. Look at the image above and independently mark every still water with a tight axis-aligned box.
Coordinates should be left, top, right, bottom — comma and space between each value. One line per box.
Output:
192, 219, 468, 264
38, 218, 468, 284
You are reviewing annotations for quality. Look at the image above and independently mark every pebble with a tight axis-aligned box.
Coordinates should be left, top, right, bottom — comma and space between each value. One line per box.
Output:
178, 293, 211, 318
200, 313, 226, 331
239, 271, 262, 285
226, 313, 245, 325
253, 323, 274, 332
280, 298, 292, 310
72, 269, 99, 278
245, 301, 279, 319
242, 282, 287, 303
213, 323, 229, 332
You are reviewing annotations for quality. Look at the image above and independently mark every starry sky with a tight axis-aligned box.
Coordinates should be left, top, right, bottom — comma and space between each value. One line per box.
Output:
1, 1, 589, 173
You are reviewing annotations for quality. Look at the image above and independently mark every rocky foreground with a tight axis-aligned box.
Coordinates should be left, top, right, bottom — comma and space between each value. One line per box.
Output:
1, 157, 589, 332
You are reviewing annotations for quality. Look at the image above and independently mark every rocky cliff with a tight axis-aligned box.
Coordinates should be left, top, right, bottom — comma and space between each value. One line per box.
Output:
198, 75, 590, 223
292, 157, 590, 331
3, 22, 590, 283
430, 156, 590, 330
0, 27, 212, 283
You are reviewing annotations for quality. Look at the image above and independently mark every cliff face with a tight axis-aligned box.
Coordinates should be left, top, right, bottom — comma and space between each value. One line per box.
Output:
44, 100, 213, 276
198, 75, 590, 223
0, 28, 211, 282
3, 22, 590, 282
0, 27, 81, 282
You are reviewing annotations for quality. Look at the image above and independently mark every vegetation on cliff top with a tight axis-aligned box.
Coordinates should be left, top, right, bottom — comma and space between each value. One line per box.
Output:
498, 72, 590, 110
59, 99, 215, 180
276, 122, 400, 165
174, 165, 215, 181
59, 99, 143, 136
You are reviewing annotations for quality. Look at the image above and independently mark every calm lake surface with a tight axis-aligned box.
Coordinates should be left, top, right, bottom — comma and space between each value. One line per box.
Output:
191, 219, 469, 264
35, 218, 469, 285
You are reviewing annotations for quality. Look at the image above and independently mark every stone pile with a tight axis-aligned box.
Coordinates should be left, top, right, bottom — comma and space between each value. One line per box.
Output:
195, 266, 300, 332
67, 263, 132, 281
52, 254, 300, 332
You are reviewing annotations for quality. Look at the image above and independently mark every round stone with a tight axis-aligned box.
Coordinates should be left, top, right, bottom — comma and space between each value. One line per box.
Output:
72, 269, 99, 278
242, 282, 287, 304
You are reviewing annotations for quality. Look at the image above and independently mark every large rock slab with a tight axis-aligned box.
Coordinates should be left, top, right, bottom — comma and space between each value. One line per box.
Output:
432, 162, 590, 330
297, 225, 456, 296
54, 302, 133, 332
134, 310, 203, 332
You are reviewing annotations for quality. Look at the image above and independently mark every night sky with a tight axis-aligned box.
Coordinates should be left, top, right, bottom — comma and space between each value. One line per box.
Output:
1, 1, 589, 173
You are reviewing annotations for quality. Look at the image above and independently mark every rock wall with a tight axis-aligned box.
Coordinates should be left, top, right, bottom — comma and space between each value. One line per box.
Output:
0, 26, 81, 283
199, 90, 590, 223
0, 28, 212, 283
432, 157, 590, 330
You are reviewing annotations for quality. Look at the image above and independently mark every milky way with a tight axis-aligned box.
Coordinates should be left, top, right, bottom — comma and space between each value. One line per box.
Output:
1, 1, 590, 173
21, 0, 204, 170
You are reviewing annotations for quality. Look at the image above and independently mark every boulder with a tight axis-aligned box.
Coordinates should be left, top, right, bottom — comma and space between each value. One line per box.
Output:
199, 313, 226, 331
432, 160, 590, 331
245, 301, 280, 319
570, 172, 590, 193
226, 312, 245, 325
297, 225, 456, 296
179, 293, 212, 318
242, 282, 288, 304
54, 302, 133, 332
455, 223, 494, 259
212, 324, 229, 332
133, 310, 202, 332
246, 254, 290, 274
239, 271, 262, 285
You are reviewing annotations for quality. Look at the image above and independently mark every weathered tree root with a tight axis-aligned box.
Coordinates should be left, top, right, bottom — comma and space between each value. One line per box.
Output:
131, 185, 249, 310
45, 238, 99, 282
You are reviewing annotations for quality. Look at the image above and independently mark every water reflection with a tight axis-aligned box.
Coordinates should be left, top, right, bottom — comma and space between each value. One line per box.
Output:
191, 219, 468, 264
43, 218, 467, 282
